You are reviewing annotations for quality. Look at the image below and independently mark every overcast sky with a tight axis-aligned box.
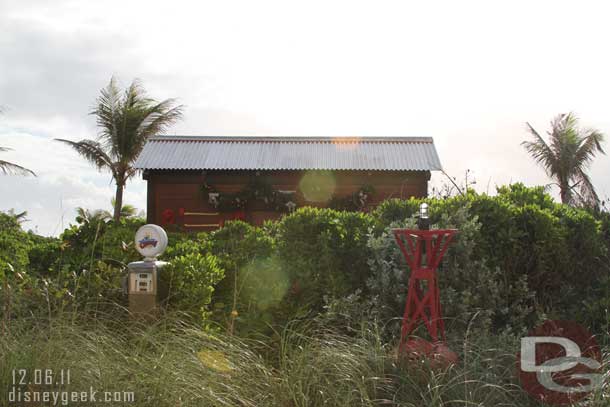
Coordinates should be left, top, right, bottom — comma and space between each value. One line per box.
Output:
1, 0, 609, 235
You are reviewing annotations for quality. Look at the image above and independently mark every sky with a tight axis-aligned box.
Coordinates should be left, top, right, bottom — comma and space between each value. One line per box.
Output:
1, 0, 609, 236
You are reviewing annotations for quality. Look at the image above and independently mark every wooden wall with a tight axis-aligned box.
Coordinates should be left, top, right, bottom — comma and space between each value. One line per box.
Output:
144, 170, 430, 231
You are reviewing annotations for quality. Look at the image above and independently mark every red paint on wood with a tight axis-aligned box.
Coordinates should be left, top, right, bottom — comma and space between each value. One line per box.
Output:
146, 170, 430, 231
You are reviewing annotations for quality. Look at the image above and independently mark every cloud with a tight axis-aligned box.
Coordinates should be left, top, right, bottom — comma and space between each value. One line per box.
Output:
0, 131, 146, 235
1, 0, 610, 236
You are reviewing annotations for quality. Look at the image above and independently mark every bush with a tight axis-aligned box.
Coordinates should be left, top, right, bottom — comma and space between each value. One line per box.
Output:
206, 221, 275, 334
366, 205, 537, 338
2, 181, 609, 336
370, 183, 609, 331
0, 212, 31, 277
275, 207, 374, 310
0, 212, 38, 325
59, 216, 145, 270
161, 250, 224, 321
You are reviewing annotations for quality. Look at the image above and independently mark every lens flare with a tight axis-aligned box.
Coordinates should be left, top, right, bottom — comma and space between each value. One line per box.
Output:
331, 137, 361, 151
197, 350, 232, 372
241, 257, 289, 311
299, 171, 336, 202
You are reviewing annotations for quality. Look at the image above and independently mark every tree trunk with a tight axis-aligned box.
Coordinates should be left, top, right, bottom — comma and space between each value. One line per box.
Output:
559, 184, 570, 204
114, 182, 124, 221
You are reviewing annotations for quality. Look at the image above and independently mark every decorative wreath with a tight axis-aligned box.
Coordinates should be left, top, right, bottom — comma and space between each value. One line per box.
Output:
202, 177, 297, 213
161, 208, 175, 224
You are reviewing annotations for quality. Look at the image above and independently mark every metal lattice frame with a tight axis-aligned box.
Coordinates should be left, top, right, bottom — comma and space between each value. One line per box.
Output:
392, 229, 457, 349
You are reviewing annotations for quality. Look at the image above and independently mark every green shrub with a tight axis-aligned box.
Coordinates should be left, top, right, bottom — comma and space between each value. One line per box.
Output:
370, 183, 609, 331
0, 212, 31, 277
3, 181, 610, 337
206, 221, 275, 333
161, 251, 224, 321
366, 205, 537, 338
59, 216, 145, 270
26, 234, 62, 275
275, 207, 374, 310
0, 212, 37, 325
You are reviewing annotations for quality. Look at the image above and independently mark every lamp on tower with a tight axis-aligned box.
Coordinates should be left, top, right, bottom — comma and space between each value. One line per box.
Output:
417, 202, 430, 231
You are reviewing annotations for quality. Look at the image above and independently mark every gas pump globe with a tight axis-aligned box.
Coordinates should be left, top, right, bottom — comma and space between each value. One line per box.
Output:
127, 224, 168, 315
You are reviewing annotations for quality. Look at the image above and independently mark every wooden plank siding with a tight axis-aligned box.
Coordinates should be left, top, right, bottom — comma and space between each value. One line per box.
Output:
144, 170, 429, 231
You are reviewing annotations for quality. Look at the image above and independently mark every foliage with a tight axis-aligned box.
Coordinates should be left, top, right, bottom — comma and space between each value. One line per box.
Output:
0, 212, 37, 331
328, 184, 375, 211
55, 77, 183, 220
1, 181, 610, 337
522, 112, 606, 207
371, 197, 421, 227
275, 207, 375, 312
59, 215, 145, 271
366, 206, 537, 338
0, 209, 146, 321
371, 183, 609, 332
161, 248, 224, 321
0, 146, 36, 176
203, 176, 297, 213
207, 221, 276, 334
0, 211, 31, 278
496, 183, 555, 209
2, 312, 593, 407
3, 180, 610, 405
0, 109, 35, 175
26, 234, 62, 275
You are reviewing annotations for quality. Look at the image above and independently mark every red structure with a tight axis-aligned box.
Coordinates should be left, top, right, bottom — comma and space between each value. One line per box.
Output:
392, 228, 457, 353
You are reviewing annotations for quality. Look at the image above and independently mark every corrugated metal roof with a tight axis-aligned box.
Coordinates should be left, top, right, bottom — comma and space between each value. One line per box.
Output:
134, 136, 443, 171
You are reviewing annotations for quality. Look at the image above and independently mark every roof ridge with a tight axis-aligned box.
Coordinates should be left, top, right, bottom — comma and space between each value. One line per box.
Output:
149, 135, 434, 143
134, 135, 443, 171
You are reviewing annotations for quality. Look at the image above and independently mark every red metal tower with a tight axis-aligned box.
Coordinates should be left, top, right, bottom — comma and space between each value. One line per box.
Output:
392, 226, 457, 353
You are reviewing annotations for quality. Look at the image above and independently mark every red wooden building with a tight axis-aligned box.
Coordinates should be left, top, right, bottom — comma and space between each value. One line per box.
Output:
134, 136, 442, 231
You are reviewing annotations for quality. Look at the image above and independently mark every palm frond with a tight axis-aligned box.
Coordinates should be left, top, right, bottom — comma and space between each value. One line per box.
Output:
522, 122, 557, 177
0, 144, 36, 176
5, 209, 28, 223
123, 167, 140, 183
75, 207, 111, 224
117, 101, 182, 167
574, 169, 600, 208
134, 101, 183, 147
139, 101, 183, 133
0, 159, 36, 176
92, 77, 122, 157
54, 139, 113, 171
111, 198, 139, 218
574, 128, 605, 167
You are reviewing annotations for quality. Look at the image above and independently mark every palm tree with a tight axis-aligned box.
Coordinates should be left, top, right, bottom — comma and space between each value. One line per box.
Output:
522, 113, 605, 207
110, 198, 140, 219
56, 77, 183, 221
75, 199, 140, 226
0, 108, 36, 176
75, 207, 111, 225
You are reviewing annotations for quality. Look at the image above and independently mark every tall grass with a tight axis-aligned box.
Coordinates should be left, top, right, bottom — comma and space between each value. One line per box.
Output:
0, 309, 607, 406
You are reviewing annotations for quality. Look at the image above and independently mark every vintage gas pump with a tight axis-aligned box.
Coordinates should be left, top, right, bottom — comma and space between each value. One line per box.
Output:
127, 224, 168, 315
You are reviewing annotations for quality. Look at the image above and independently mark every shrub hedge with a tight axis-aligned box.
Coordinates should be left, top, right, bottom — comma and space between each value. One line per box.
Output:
2, 183, 609, 336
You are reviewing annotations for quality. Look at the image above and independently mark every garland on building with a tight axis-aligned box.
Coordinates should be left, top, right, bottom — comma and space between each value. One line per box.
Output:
203, 178, 374, 213
328, 184, 375, 211
202, 177, 297, 213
